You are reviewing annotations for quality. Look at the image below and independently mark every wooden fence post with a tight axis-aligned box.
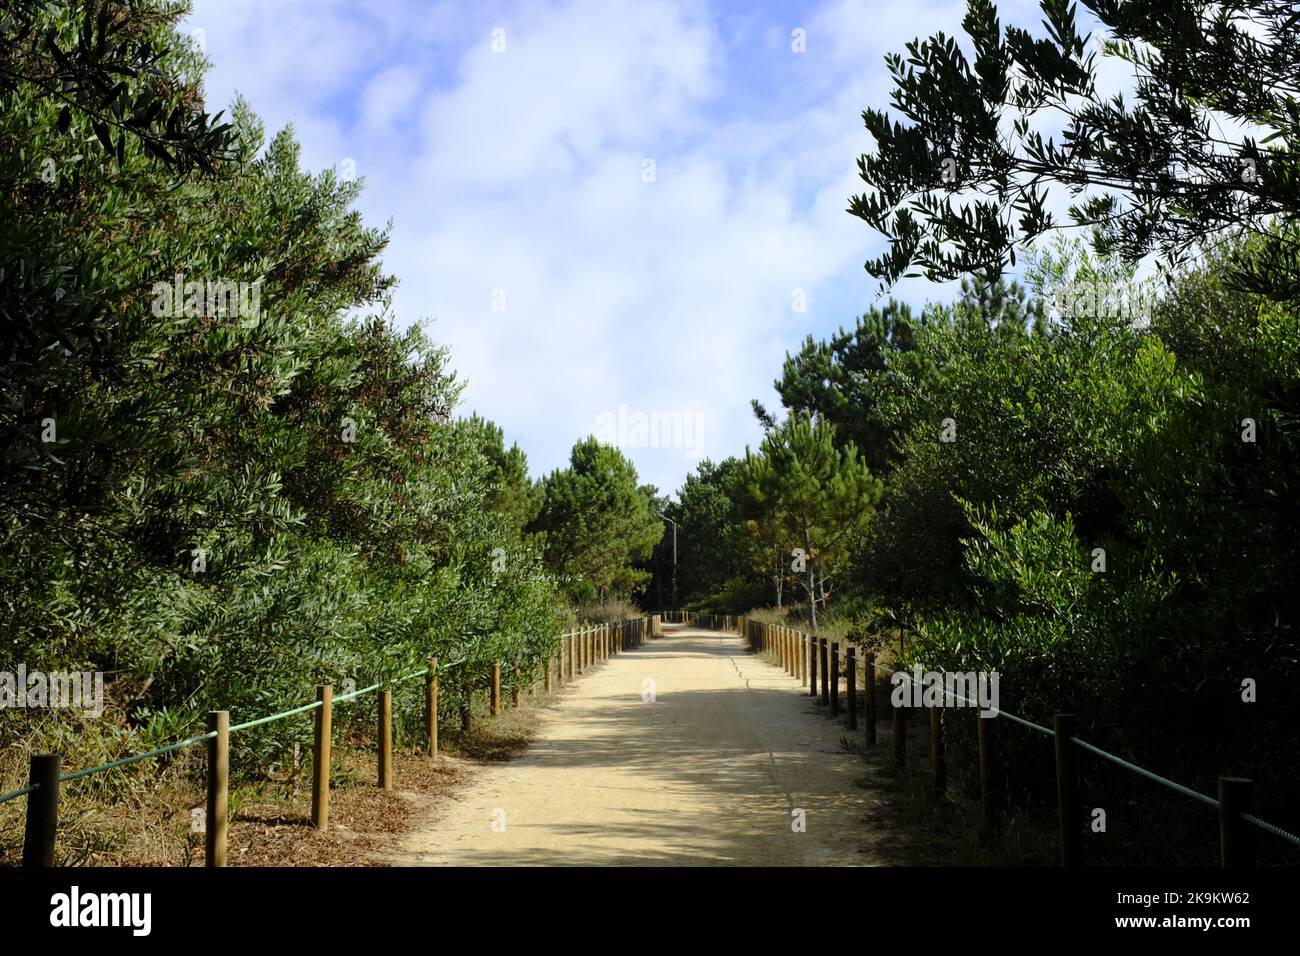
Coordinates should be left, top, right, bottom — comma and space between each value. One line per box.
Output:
379, 688, 393, 790
808, 633, 818, 697
978, 714, 996, 837
893, 701, 906, 768
846, 647, 857, 731
461, 667, 472, 732
206, 710, 229, 867
930, 702, 946, 798
864, 653, 877, 745
491, 663, 502, 716
312, 685, 332, 829
1054, 713, 1082, 866
830, 642, 841, 716
21, 754, 60, 867
1219, 776, 1256, 867
819, 639, 830, 705
426, 661, 438, 758
545, 656, 553, 693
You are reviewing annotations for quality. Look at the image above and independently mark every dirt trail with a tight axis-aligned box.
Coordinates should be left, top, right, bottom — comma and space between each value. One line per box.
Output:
389, 625, 888, 866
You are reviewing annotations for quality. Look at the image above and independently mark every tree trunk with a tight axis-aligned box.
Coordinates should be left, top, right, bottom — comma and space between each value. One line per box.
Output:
804, 530, 817, 634
775, 551, 784, 608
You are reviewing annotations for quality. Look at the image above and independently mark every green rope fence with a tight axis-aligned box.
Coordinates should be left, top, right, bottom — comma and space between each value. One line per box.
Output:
732, 616, 1300, 852
860, 641, 1300, 847
0, 649, 512, 806
5, 617, 659, 866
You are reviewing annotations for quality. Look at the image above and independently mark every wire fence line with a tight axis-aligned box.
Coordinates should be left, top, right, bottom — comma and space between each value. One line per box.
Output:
7, 616, 660, 866
0, 635, 582, 807
864, 654, 1299, 845
726, 614, 1300, 854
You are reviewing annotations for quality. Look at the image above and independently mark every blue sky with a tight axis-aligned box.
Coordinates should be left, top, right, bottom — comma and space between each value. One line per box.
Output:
185, 0, 1063, 497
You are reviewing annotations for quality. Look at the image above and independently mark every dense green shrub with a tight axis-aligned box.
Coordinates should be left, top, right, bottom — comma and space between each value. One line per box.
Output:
0, 1, 558, 782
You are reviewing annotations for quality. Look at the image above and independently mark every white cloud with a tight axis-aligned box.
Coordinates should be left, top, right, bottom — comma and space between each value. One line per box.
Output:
187, 0, 1109, 497
362, 66, 424, 133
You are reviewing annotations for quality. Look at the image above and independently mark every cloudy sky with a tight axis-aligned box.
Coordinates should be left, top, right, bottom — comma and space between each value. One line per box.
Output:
185, 0, 1068, 498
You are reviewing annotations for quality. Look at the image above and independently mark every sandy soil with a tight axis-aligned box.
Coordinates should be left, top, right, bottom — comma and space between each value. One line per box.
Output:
389, 624, 886, 866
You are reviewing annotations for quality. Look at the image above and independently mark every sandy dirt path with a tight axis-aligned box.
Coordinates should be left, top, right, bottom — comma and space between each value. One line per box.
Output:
389, 625, 885, 866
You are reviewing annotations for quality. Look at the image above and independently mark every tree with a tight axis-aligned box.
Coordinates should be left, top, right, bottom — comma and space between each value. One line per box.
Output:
773, 299, 924, 474
455, 414, 541, 533
649, 458, 754, 608
952, 273, 1047, 334
734, 414, 882, 632
529, 438, 663, 602
773, 280, 1045, 473
0, 0, 236, 174
850, 0, 1300, 298
0, 0, 560, 779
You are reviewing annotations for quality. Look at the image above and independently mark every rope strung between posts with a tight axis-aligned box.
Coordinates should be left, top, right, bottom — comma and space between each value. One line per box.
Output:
846, 640, 1300, 847
711, 617, 1300, 847
0, 631, 594, 805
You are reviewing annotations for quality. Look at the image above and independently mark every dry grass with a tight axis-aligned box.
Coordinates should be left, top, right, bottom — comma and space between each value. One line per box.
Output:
574, 598, 642, 626
0, 689, 548, 868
